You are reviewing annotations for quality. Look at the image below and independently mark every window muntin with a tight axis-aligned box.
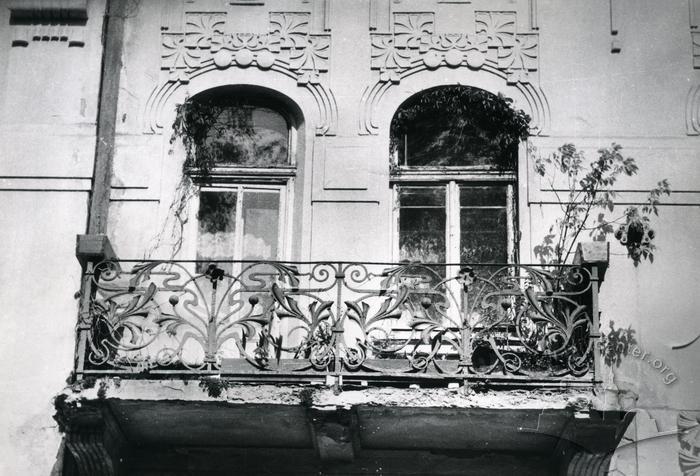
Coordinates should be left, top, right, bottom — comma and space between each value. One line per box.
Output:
195, 186, 285, 272
396, 183, 511, 266
391, 86, 520, 267
184, 89, 297, 269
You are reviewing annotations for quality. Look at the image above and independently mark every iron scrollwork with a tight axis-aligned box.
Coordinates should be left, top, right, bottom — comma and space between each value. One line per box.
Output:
79, 260, 597, 381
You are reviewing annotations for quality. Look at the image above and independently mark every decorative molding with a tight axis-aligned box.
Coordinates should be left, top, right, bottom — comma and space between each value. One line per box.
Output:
692, 31, 700, 68
609, 0, 621, 53
0, 176, 92, 192
369, 11, 537, 84
690, 0, 700, 29
529, 0, 538, 30
146, 8, 337, 135
686, 85, 700, 135
360, 10, 549, 135
8, 2, 87, 47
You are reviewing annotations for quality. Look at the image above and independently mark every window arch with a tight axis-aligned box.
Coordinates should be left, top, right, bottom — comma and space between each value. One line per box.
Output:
390, 85, 530, 267
177, 86, 303, 269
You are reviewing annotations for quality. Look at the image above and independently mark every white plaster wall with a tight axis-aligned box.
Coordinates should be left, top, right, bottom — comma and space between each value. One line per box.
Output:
106, 3, 699, 473
0, 192, 88, 476
0, 0, 697, 473
0, 0, 106, 474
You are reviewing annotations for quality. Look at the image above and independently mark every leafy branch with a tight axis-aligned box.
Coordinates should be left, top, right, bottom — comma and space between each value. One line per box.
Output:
390, 86, 531, 170
533, 143, 671, 265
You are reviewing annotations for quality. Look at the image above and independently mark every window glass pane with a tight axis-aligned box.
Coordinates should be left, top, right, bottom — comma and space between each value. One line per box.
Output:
398, 186, 445, 207
459, 185, 508, 263
204, 105, 289, 167
197, 191, 237, 271
400, 121, 503, 167
242, 190, 280, 260
460, 185, 507, 207
390, 86, 523, 168
398, 186, 446, 263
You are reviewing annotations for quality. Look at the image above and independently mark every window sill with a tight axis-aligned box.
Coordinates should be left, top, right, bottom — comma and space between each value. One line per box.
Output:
186, 166, 296, 184
390, 166, 515, 182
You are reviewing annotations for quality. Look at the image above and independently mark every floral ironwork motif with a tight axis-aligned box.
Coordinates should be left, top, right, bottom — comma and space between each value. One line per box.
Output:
370, 11, 538, 84
160, 11, 330, 85
78, 260, 598, 382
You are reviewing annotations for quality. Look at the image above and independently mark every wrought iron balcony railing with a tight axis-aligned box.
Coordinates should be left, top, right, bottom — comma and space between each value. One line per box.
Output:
75, 260, 602, 386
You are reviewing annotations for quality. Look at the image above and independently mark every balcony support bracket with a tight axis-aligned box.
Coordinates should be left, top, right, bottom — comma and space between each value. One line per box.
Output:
60, 402, 126, 476
307, 407, 360, 462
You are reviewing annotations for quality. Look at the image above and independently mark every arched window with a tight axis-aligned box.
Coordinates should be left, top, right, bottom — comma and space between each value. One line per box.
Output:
390, 86, 529, 267
177, 87, 300, 269
200, 99, 290, 167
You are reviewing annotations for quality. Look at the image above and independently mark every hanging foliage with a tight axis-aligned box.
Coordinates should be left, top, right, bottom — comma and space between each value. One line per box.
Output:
390, 86, 531, 169
170, 95, 289, 175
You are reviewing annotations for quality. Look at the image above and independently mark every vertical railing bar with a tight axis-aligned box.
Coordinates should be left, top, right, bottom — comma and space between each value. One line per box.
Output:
74, 262, 97, 381
460, 281, 472, 386
589, 265, 602, 383
333, 262, 344, 389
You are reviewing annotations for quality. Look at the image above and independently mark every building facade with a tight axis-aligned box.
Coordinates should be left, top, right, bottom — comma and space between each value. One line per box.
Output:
0, 0, 699, 474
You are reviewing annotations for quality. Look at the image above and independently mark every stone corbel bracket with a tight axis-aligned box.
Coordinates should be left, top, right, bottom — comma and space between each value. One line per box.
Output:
359, 11, 549, 135
145, 11, 337, 136
56, 400, 126, 476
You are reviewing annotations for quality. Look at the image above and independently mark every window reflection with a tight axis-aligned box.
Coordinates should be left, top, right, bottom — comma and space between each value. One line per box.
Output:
203, 105, 289, 167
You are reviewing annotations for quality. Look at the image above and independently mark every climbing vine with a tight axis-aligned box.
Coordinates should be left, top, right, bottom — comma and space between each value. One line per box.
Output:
170, 96, 258, 175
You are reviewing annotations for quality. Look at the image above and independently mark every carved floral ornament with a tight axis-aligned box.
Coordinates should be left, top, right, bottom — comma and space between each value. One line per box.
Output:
360, 11, 549, 135
147, 11, 337, 135
162, 11, 329, 84
371, 12, 538, 85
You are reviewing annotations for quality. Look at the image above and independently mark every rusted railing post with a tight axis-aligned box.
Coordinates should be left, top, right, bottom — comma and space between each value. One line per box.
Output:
74, 235, 117, 381
332, 262, 345, 390
589, 264, 602, 384
574, 242, 609, 384
74, 261, 95, 380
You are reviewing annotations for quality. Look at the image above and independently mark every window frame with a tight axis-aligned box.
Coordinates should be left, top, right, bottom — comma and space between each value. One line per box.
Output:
188, 182, 291, 265
182, 96, 298, 267
390, 166, 518, 268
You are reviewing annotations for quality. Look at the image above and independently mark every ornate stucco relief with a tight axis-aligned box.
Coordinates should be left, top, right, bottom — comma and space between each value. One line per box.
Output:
359, 9, 549, 135
686, 84, 700, 135
146, 8, 337, 135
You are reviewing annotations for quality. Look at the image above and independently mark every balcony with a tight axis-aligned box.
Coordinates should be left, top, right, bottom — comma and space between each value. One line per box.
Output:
62, 244, 628, 475
75, 257, 603, 387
